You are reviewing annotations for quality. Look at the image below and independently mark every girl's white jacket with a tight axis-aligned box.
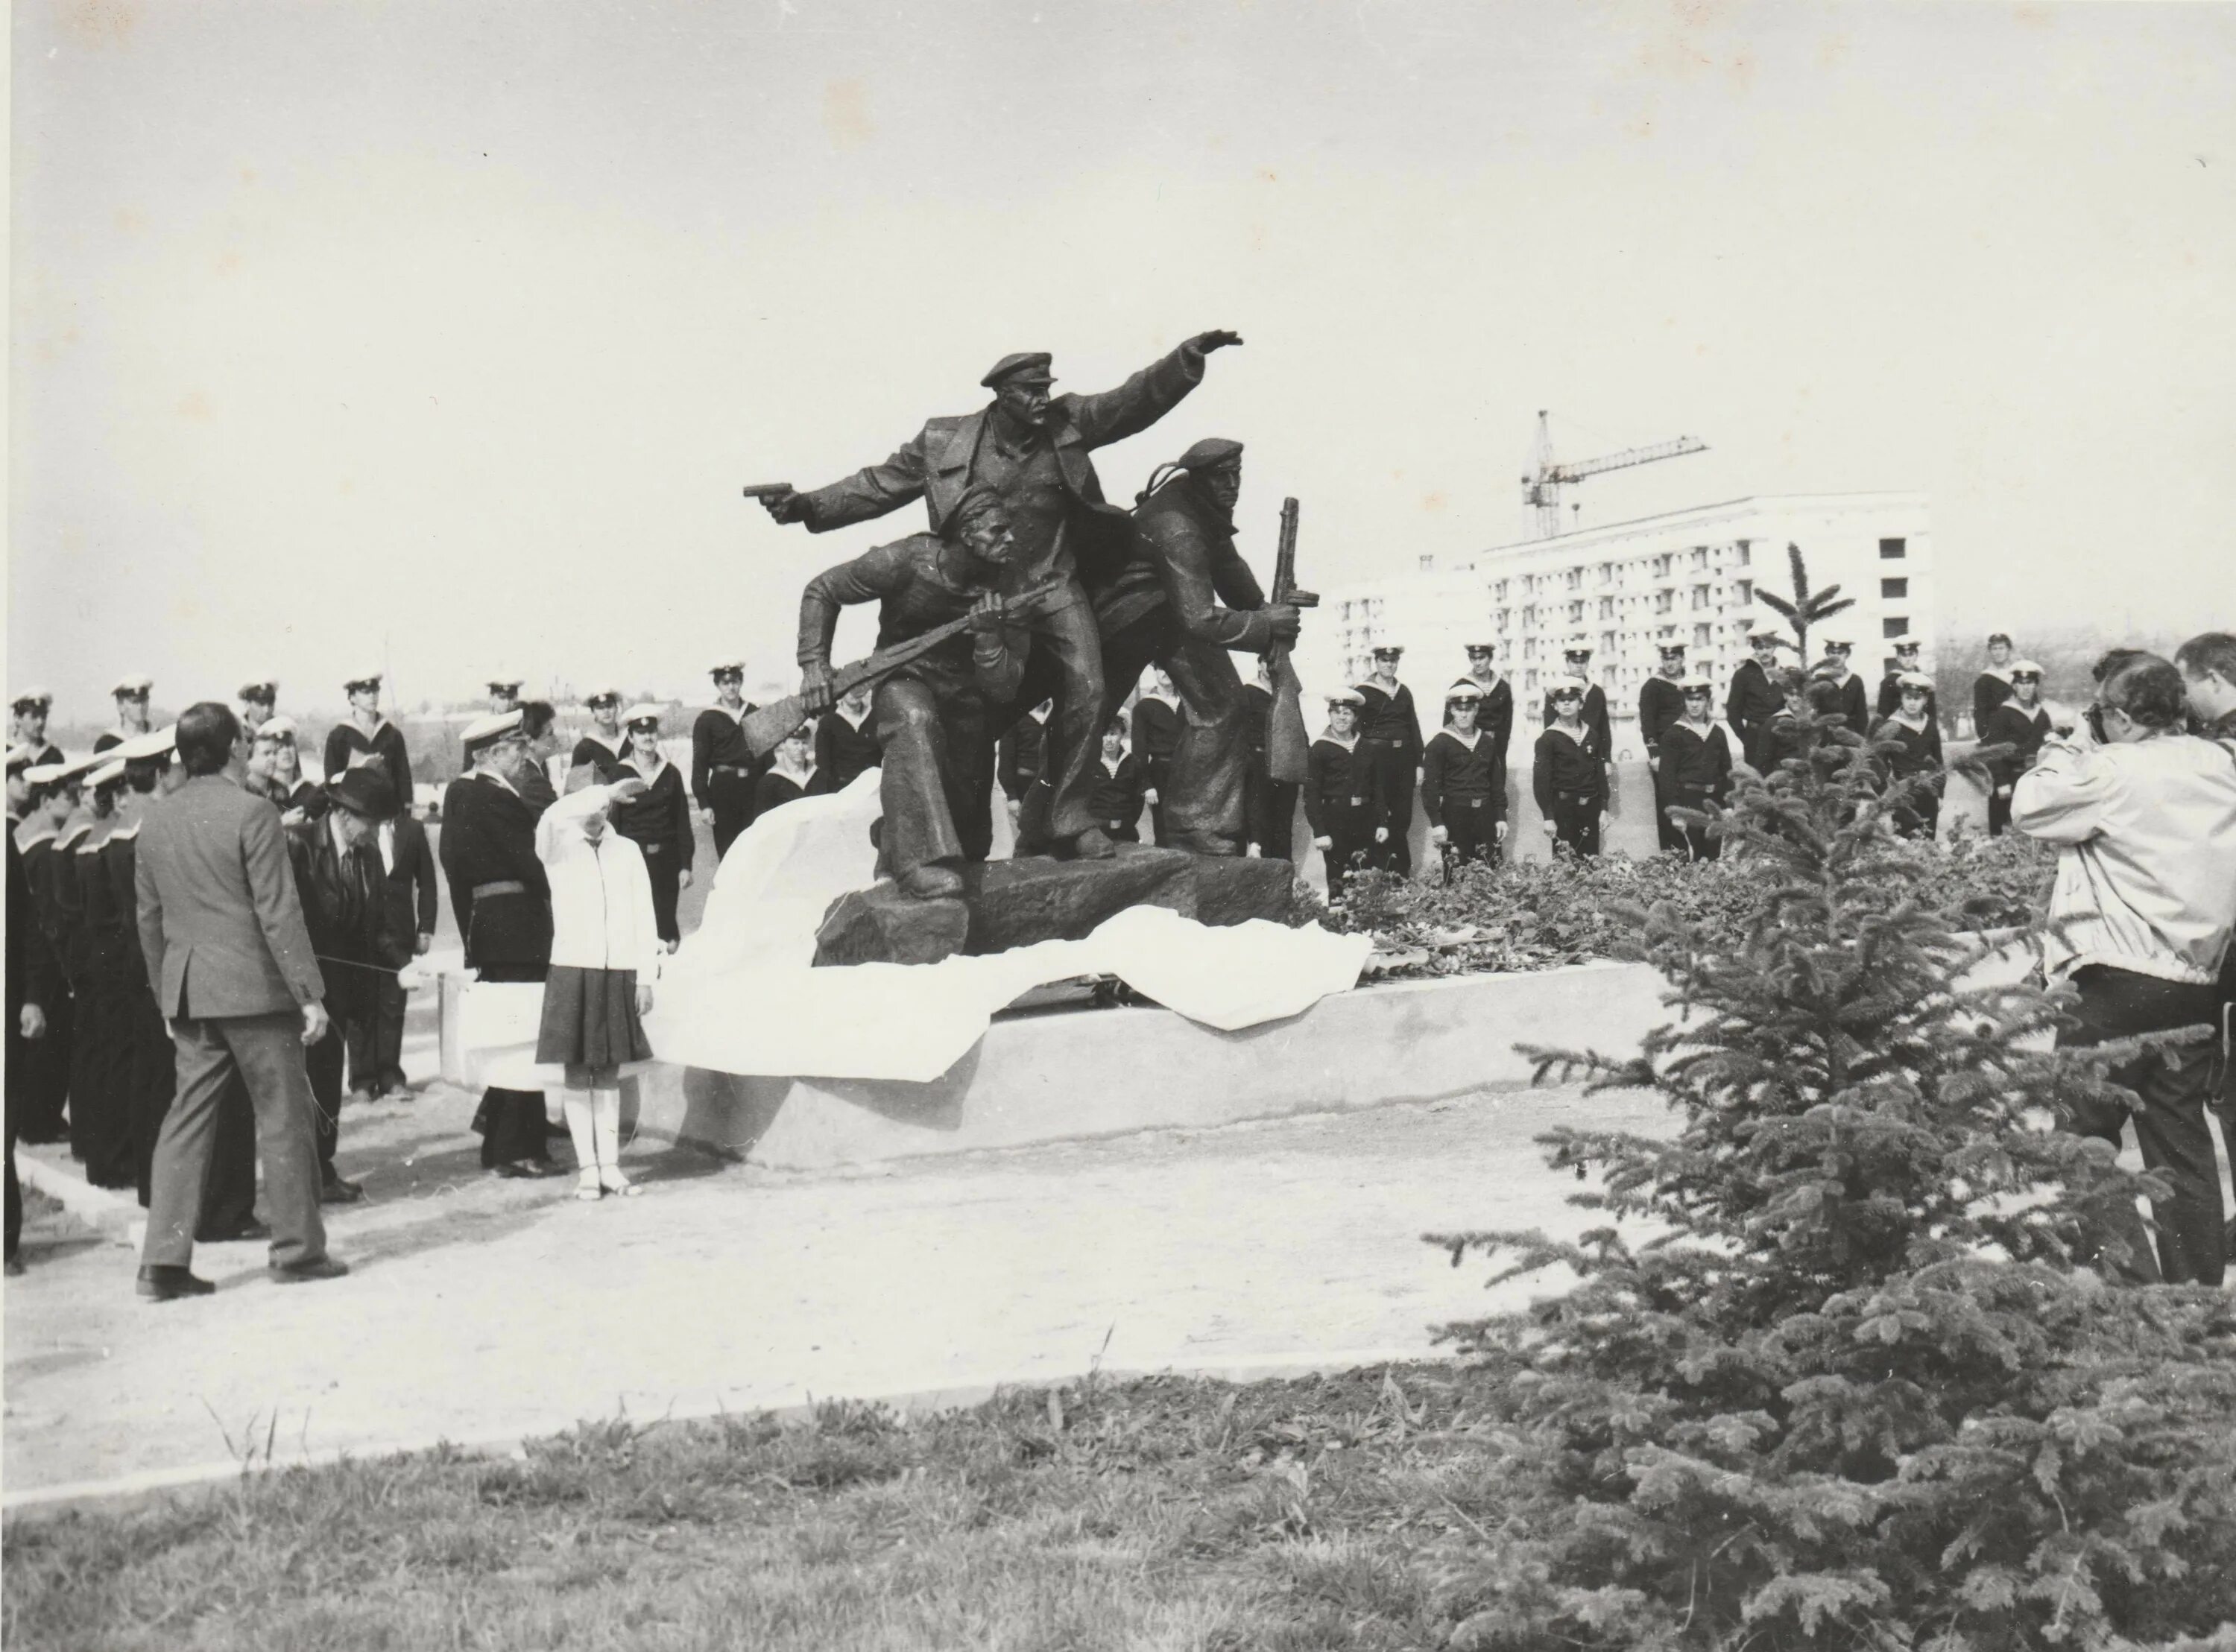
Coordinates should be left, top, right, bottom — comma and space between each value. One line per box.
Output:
538, 825, 663, 978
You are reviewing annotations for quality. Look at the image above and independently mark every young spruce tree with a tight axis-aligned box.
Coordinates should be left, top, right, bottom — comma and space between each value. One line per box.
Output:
1428, 714, 2236, 1651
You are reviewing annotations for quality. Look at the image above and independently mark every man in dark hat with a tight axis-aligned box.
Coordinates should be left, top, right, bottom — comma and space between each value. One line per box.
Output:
797, 485, 1033, 898
1088, 437, 1305, 855
1876, 637, 1934, 723
1638, 641, 1690, 853
438, 712, 558, 1177
758, 329, 1244, 861
1726, 628, 1786, 759
1357, 645, 1423, 873
285, 766, 396, 1201
692, 661, 768, 858
1972, 633, 2017, 738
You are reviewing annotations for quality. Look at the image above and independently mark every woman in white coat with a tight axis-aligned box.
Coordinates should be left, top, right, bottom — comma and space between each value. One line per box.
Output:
535, 774, 662, 1200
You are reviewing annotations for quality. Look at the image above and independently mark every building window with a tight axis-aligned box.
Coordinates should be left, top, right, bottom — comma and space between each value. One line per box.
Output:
1598, 562, 1615, 585
1602, 630, 1618, 656
1522, 638, 1537, 660
1567, 601, 1585, 624
1565, 569, 1583, 590
1881, 577, 1908, 598
1496, 608, 1510, 630
1883, 616, 1910, 639
1879, 537, 1907, 560
1523, 605, 1538, 627
1734, 579, 1752, 604
1691, 585, 1711, 610
1523, 668, 1539, 691
1690, 547, 1710, 570
1655, 591, 1673, 614
1734, 539, 1752, 566
1494, 579, 1508, 600
1597, 598, 1615, 620
1652, 553, 1673, 578
1418, 554, 1436, 572
1694, 623, 1713, 649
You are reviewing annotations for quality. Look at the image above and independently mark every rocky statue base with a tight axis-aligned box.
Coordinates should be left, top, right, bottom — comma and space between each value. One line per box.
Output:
812, 847, 1301, 968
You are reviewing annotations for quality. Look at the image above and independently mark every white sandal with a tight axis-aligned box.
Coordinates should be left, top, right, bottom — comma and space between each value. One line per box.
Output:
574, 1170, 604, 1202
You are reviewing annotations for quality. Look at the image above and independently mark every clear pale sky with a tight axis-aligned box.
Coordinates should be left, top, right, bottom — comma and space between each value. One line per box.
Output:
10, 0, 2233, 714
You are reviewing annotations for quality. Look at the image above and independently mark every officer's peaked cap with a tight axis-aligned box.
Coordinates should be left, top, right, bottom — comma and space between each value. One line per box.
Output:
981, 352, 1054, 388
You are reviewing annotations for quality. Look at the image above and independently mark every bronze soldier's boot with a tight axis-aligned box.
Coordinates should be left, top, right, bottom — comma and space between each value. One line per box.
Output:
1067, 827, 1117, 861
897, 863, 964, 900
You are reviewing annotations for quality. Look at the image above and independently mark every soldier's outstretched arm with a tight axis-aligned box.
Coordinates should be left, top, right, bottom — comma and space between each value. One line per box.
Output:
1069, 331, 1241, 450
760, 431, 934, 532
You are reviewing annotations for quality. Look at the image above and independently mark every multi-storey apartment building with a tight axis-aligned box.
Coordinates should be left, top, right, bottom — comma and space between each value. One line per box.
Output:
1292, 493, 1933, 759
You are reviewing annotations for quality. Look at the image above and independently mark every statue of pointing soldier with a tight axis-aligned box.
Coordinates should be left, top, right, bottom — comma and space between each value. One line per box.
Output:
759, 330, 1244, 863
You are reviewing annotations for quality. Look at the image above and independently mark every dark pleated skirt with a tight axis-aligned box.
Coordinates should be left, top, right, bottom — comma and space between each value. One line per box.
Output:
536, 966, 654, 1069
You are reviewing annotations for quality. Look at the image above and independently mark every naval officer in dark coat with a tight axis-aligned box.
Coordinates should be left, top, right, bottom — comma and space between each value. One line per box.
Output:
1637, 642, 1690, 854
758, 332, 1243, 861
438, 711, 557, 1176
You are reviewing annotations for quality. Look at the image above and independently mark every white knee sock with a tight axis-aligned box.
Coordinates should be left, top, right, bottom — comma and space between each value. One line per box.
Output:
591, 1088, 633, 1191
560, 1089, 596, 1183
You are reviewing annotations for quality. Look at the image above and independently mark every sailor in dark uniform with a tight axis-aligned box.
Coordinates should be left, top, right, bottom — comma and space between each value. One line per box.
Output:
1980, 658, 2050, 836
1726, 630, 1787, 762
1460, 644, 1515, 807
1815, 640, 1872, 737
1752, 668, 1816, 773
1421, 681, 1504, 873
438, 711, 558, 1177
1971, 632, 2017, 739
95, 673, 155, 753
811, 682, 882, 797
1239, 662, 1297, 861
8, 721, 70, 1145
250, 716, 326, 822
1088, 715, 1149, 842
1541, 642, 1613, 763
1872, 671, 1945, 840
1638, 642, 1690, 854
753, 727, 818, 820
69, 759, 137, 1189
238, 677, 279, 737
1130, 668, 1184, 846
1658, 679, 1734, 861
325, 672, 414, 813
9, 689, 63, 770
1875, 638, 1933, 723
614, 704, 695, 944
569, 685, 632, 785
1534, 678, 1605, 858
691, 661, 763, 859
517, 701, 563, 814
998, 700, 1053, 855
1355, 646, 1422, 875
1306, 689, 1381, 902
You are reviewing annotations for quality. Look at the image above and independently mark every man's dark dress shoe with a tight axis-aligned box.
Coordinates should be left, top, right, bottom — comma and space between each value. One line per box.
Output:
320, 1175, 366, 1205
269, 1256, 350, 1285
137, 1265, 215, 1302
199, 1220, 273, 1244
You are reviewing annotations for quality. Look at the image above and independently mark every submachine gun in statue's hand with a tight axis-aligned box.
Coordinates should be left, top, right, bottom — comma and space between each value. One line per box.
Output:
1263, 496, 1318, 785
745, 580, 1066, 762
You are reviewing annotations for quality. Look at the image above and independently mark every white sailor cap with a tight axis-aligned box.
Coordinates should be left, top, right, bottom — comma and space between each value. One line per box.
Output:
342, 669, 383, 691
1561, 640, 1592, 658
1324, 687, 1365, 706
1891, 637, 1922, 653
709, 659, 746, 679
50, 751, 104, 784
113, 724, 177, 762
1824, 639, 1854, 654
1746, 630, 1781, 648
622, 702, 666, 728
87, 759, 127, 790
1444, 679, 1483, 698
11, 686, 52, 709
23, 762, 69, 787
256, 715, 300, 741
2008, 659, 2045, 678
485, 674, 524, 692
1549, 674, 1590, 698
239, 676, 279, 699
111, 673, 154, 696
461, 709, 525, 752
581, 683, 623, 706
1368, 644, 1403, 659
1896, 671, 1936, 692
1681, 676, 1715, 694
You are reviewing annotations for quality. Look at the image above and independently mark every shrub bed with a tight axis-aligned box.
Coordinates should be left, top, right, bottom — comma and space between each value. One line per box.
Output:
1330, 829, 2056, 981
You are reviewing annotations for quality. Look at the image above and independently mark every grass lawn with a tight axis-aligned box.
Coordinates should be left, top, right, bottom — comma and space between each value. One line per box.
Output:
4, 1364, 1517, 1651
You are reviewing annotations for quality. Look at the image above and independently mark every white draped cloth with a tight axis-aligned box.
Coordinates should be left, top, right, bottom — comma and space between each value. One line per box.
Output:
449, 770, 1371, 1087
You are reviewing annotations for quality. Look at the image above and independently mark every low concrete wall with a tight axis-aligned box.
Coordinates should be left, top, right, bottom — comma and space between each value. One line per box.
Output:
634, 958, 1674, 1171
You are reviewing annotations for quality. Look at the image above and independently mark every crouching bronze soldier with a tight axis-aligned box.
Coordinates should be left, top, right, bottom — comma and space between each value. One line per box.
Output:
1090, 438, 1306, 855
796, 487, 1032, 899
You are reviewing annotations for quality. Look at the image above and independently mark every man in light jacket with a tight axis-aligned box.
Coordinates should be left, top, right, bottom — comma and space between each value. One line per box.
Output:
2014, 652, 2236, 1287
134, 703, 347, 1299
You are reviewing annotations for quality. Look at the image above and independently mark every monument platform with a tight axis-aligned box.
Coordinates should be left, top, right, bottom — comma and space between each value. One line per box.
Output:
812, 847, 1302, 967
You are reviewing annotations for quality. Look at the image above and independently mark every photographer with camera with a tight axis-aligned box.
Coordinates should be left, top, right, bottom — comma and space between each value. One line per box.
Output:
2013, 652, 2236, 1286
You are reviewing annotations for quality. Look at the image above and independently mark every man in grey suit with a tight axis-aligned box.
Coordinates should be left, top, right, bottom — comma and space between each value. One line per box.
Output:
134, 702, 347, 1299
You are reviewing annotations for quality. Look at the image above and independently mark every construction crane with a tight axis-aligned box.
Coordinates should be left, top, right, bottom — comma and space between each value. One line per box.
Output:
1520, 411, 1707, 540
